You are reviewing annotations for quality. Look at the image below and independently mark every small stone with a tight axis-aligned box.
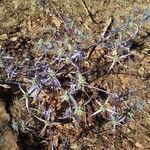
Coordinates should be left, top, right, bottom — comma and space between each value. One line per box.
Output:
52, 15, 63, 29
128, 124, 135, 130
127, 128, 131, 133
138, 66, 145, 75
10, 37, 18, 41
70, 143, 80, 150
135, 142, 144, 149
45, 8, 50, 13
0, 34, 8, 40
142, 48, 150, 55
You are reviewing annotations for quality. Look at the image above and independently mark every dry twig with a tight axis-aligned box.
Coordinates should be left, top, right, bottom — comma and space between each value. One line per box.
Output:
86, 17, 114, 59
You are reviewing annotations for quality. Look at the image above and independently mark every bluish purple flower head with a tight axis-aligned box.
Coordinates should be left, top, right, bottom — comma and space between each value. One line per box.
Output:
70, 49, 85, 61
27, 84, 42, 101
34, 62, 51, 75
109, 110, 126, 131
5, 65, 18, 80
35, 63, 61, 90
43, 108, 52, 120
4, 13, 148, 137
70, 44, 85, 62
41, 77, 61, 90
69, 83, 78, 94
109, 107, 117, 117
42, 41, 53, 53
111, 114, 126, 123
34, 63, 51, 80
27, 62, 61, 91
62, 107, 73, 119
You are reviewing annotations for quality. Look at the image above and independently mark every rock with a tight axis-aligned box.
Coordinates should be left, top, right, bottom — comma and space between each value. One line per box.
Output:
138, 66, 145, 75
10, 37, 18, 42
0, 129, 19, 150
128, 124, 135, 130
135, 142, 144, 149
0, 34, 8, 40
52, 15, 63, 29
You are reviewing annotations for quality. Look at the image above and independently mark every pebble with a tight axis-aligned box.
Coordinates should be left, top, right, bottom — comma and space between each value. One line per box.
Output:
138, 66, 145, 75
135, 142, 144, 149
10, 37, 18, 41
142, 48, 149, 55
128, 124, 135, 130
0, 34, 8, 40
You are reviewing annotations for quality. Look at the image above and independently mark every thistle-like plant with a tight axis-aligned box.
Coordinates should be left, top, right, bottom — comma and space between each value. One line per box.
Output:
11, 119, 19, 134
105, 48, 130, 71
46, 68, 62, 90
25, 76, 43, 102
60, 91, 70, 102
32, 63, 61, 90
76, 72, 87, 90
74, 105, 84, 117
12, 119, 31, 134
91, 99, 117, 117
19, 119, 31, 133
1, 10, 148, 138
109, 113, 126, 131
73, 105, 85, 125
19, 84, 31, 115
31, 110, 60, 137
68, 43, 85, 62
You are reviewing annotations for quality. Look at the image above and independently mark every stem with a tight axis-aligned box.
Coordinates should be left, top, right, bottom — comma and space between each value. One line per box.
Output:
85, 84, 116, 97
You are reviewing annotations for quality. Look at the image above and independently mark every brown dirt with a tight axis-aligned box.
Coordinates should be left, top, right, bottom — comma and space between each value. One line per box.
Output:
0, 101, 19, 150
0, 0, 150, 150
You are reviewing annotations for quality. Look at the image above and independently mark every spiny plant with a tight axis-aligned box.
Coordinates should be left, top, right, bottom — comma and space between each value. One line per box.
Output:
105, 47, 131, 71
0, 9, 148, 139
91, 99, 116, 117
